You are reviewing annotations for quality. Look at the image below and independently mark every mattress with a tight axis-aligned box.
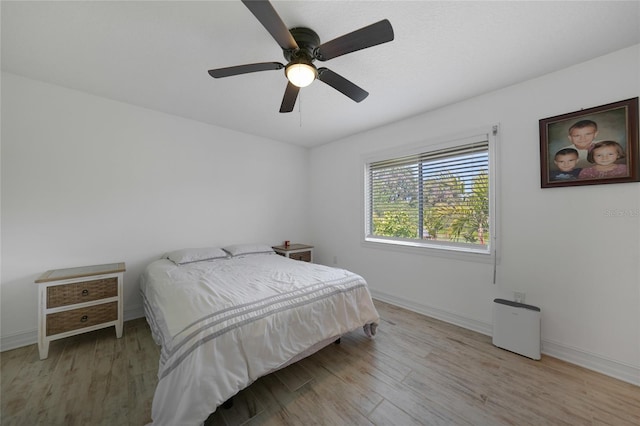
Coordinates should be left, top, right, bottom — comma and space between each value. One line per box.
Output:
140, 252, 379, 425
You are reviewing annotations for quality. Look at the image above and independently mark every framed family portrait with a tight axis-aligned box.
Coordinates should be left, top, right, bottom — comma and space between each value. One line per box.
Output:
539, 97, 639, 188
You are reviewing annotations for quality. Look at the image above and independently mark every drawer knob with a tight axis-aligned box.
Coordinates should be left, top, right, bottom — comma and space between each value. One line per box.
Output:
81, 289, 89, 296
80, 315, 88, 322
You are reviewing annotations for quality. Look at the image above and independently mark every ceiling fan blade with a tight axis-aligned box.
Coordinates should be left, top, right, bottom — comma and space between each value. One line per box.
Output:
279, 82, 300, 113
317, 68, 369, 103
241, 0, 298, 51
314, 19, 394, 61
208, 62, 284, 78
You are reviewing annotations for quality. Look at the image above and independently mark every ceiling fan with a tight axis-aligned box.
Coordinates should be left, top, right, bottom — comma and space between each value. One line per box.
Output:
208, 0, 394, 113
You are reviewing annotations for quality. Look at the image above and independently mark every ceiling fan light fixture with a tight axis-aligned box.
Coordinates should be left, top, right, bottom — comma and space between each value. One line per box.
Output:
285, 62, 317, 87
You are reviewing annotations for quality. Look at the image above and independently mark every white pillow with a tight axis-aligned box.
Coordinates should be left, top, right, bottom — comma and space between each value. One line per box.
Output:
166, 247, 228, 265
222, 243, 275, 257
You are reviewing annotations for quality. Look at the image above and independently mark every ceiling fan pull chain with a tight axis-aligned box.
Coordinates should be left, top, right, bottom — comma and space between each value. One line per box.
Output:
299, 92, 303, 127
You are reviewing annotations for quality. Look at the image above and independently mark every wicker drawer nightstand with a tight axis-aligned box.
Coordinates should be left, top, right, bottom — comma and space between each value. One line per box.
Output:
272, 244, 314, 262
34, 262, 125, 360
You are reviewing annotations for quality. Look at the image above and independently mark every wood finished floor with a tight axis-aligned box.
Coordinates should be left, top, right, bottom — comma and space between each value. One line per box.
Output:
2, 300, 639, 425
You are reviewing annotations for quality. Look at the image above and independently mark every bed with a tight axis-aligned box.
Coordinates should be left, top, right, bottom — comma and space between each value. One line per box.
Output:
140, 244, 379, 426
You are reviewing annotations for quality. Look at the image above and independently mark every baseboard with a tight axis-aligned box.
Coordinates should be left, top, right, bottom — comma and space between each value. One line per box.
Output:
371, 290, 493, 336
125, 304, 146, 322
541, 339, 640, 386
0, 305, 147, 353
0, 329, 38, 353
370, 289, 640, 387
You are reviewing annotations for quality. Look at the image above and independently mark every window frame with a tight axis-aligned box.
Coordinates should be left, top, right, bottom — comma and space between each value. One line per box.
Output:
362, 126, 499, 263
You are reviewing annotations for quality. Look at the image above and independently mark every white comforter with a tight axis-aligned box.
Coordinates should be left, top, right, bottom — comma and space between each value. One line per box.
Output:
140, 253, 379, 426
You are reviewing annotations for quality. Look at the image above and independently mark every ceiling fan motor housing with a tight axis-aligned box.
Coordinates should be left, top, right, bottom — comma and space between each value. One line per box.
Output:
284, 27, 321, 63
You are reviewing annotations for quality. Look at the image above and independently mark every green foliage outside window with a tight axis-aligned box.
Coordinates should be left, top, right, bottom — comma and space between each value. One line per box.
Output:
370, 157, 489, 246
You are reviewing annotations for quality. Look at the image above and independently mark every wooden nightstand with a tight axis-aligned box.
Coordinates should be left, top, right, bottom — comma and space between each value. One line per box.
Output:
34, 262, 125, 360
272, 244, 314, 262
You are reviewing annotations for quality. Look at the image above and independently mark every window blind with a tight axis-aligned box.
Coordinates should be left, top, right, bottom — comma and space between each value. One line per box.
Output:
367, 140, 490, 249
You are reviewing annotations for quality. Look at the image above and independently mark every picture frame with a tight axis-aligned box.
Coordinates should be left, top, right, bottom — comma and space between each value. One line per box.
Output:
539, 97, 639, 188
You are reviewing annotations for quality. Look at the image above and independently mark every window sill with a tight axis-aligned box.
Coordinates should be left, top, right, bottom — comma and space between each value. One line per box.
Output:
362, 237, 494, 264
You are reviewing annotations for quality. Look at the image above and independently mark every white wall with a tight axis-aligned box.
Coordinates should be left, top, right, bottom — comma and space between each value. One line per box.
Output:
1, 72, 310, 348
309, 45, 640, 385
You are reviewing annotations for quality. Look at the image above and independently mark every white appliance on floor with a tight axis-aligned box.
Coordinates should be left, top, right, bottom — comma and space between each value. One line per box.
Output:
492, 298, 541, 360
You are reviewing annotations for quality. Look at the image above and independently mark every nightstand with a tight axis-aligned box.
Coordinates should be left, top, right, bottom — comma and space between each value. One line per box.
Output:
34, 262, 125, 360
272, 244, 314, 262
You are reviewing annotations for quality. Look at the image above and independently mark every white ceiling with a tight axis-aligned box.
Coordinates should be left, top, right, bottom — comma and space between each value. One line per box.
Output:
2, 1, 639, 147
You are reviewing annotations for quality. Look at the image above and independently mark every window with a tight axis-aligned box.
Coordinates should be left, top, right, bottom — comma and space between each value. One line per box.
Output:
364, 128, 496, 258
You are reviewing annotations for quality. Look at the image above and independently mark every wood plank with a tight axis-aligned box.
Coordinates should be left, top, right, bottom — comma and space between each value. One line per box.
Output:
273, 361, 314, 392
368, 399, 425, 426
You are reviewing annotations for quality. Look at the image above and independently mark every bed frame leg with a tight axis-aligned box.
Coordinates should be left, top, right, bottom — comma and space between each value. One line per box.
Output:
222, 397, 234, 409
334, 337, 341, 344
